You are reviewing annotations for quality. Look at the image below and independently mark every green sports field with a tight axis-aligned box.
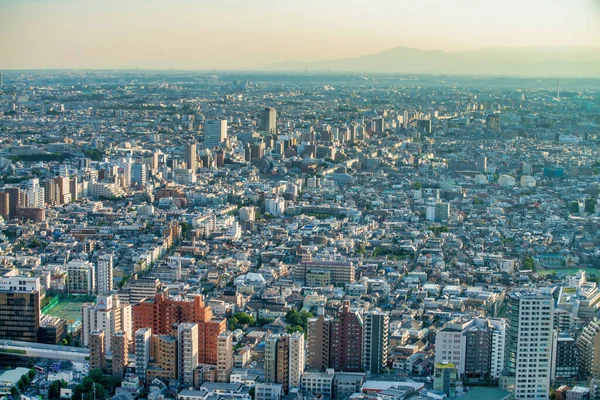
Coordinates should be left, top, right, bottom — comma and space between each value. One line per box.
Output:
44, 300, 86, 324
538, 267, 600, 277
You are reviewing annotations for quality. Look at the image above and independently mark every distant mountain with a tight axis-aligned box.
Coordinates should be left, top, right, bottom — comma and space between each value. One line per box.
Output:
264, 46, 600, 77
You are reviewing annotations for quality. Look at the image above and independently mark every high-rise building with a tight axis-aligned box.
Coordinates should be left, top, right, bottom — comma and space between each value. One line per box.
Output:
89, 330, 106, 371
147, 334, 178, 382
43, 179, 60, 207
501, 292, 553, 400
131, 163, 147, 186
476, 156, 488, 173
0, 276, 43, 342
434, 317, 505, 380
178, 322, 199, 386
276, 335, 290, 393
53, 176, 71, 204
577, 317, 600, 378
132, 291, 226, 364
260, 107, 277, 134
111, 331, 129, 377
288, 332, 305, 390
217, 331, 234, 383
204, 120, 227, 149
265, 335, 279, 384
331, 301, 363, 372
362, 309, 389, 375
67, 260, 96, 295
552, 332, 578, 382
5, 187, 23, 216
96, 254, 113, 296
0, 191, 9, 221
307, 314, 332, 371
135, 328, 152, 383
82, 294, 132, 352
184, 143, 197, 171
486, 113, 501, 132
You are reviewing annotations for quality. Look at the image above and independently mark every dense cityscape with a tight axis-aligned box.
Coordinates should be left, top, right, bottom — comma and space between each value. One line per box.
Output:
0, 70, 599, 400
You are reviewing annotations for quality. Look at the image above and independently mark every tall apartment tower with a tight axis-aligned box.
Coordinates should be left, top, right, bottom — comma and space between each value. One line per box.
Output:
288, 332, 305, 390
276, 335, 290, 393
204, 120, 227, 149
111, 331, 129, 377
331, 301, 363, 372
0, 191, 8, 221
264, 335, 279, 383
307, 314, 332, 371
147, 334, 178, 382
178, 322, 199, 386
184, 143, 197, 171
260, 107, 277, 134
501, 292, 554, 400
135, 328, 152, 383
96, 254, 113, 296
577, 317, 600, 378
90, 330, 106, 371
362, 309, 389, 375
217, 331, 234, 382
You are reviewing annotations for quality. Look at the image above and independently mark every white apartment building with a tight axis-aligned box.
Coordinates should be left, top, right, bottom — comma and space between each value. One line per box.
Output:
288, 332, 305, 389
82, 294, 132, 352
178, 322, 199, 386
67, 260, 95, 295
500, 292, 553, 400
96, 254, 113, 296
217, 331, 234, 383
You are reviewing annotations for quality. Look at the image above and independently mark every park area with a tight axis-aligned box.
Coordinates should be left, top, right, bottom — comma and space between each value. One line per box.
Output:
537, 267, 600, 277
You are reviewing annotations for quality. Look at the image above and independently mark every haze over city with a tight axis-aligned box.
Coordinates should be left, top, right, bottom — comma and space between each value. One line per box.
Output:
1, 0, 600, 74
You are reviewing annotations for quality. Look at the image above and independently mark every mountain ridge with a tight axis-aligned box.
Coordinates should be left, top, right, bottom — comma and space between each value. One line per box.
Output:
262, 46, 600, 77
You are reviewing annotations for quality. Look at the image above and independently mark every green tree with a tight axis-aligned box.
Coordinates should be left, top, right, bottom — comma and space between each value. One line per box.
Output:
28, 369, 36, 379
522, 256, 536, 271
286, 325, 304, 334
585, 198, 597, 214
285, 310, 313, 331
230, 312, 255, 330
21, 374, 30, 386
568, 201, 580, 214
48, 380, 65, 400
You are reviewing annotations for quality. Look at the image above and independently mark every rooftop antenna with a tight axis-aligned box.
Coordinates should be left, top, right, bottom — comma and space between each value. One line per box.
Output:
557, 81, 560, 101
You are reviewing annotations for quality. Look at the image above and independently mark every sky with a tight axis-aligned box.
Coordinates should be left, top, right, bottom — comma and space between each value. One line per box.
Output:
1, 0, 600, 69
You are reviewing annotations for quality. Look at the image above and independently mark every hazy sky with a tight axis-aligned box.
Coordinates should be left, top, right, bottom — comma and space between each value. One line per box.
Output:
1, 0, 600, 69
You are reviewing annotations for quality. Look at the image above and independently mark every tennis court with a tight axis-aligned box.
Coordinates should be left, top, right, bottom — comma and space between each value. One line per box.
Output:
44, 300, 87, 324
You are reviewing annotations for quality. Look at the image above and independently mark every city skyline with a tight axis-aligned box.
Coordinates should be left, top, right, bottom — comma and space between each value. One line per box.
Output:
1, 0, 600, 71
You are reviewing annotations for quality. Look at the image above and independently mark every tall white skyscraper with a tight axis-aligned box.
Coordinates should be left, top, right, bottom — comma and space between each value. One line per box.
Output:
288, 332, 305, 390
96, 254, 113, 295
204, 119, 227, 149
501, 291, 554, 400
178, 322, 199, 386
135, 327, 151, 383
